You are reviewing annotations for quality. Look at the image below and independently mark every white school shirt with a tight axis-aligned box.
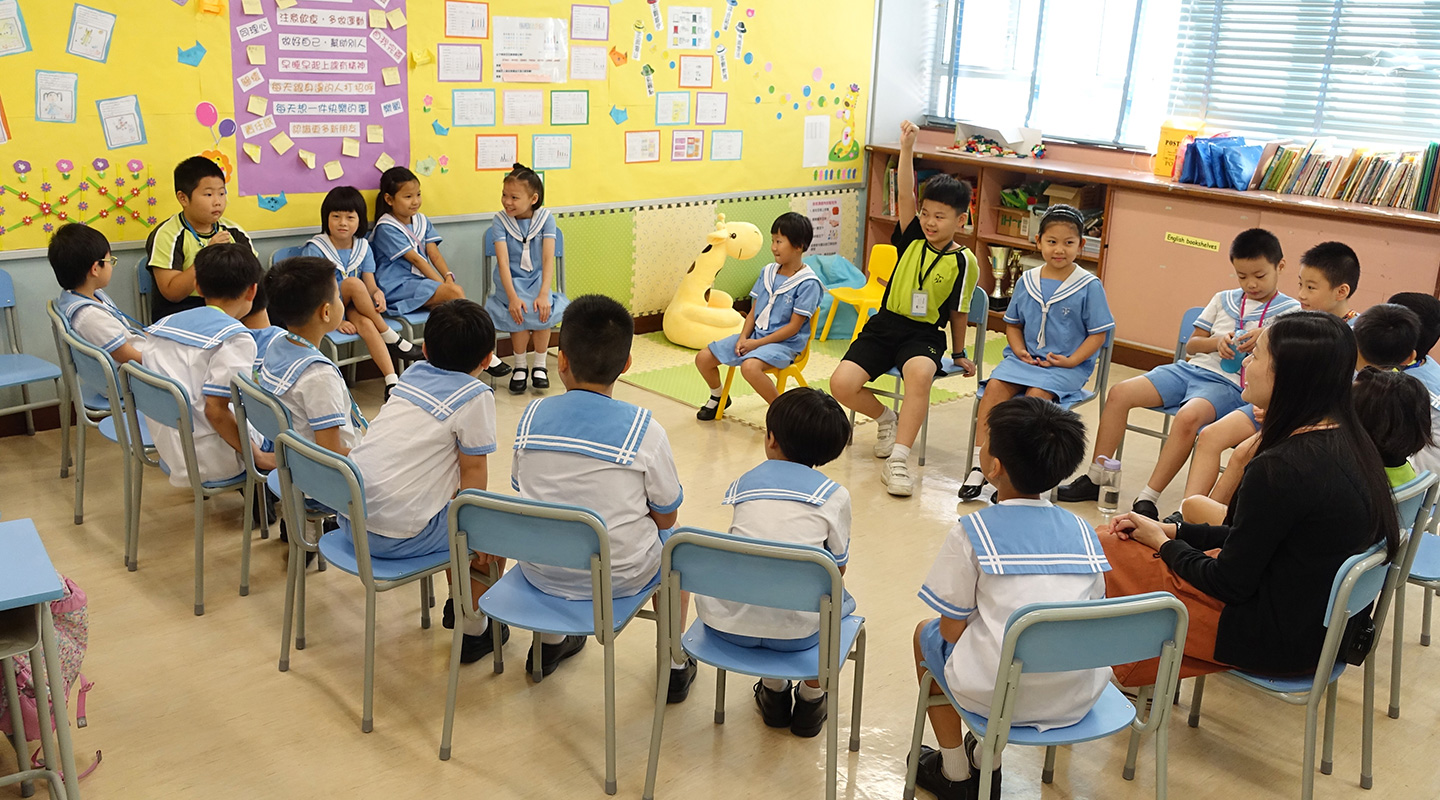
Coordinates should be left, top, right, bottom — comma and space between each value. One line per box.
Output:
59, 290, 144, 355
346, 363, 497, 539
694, 461, 851, 640
258, 335, 362, 451
142, 308, 254, 488
1188, 288, 1300, 385
511, 391, 684, 600
919, 499, 1110, 730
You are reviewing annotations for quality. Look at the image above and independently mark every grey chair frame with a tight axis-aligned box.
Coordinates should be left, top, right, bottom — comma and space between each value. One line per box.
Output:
1378, 472, 1440, 718
230, 375, 290, 597
1115, 306, 1204, 460
0, 282, 68, 473
45, 301, 106, 526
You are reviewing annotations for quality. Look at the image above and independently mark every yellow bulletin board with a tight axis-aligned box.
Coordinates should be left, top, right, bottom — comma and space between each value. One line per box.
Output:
0, 0, 874, 252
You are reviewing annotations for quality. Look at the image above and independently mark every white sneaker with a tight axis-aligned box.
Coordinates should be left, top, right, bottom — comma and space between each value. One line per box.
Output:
881, 458, 913, 497
873, 415, 897, 458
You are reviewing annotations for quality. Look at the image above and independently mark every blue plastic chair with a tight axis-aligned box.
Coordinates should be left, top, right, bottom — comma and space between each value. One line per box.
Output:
848, 285, 988, 466
439, 490, 658, 795
133, 255, 154, 328
905, 592, 1188, 800
483, 224, 568, 350
271, 246, 404, 380
230, 375, 295, 597
642, 528, 867, 800
272, 431, 446, 733
1186, 542, 1393, 798
1116, 306, 1205, 459
1382, 470, 1440, 718
46, 300, 109, 524
119, 361, 246, 615
0, 270, 68, 476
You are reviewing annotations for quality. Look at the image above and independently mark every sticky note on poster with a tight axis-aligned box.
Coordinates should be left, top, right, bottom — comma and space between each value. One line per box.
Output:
1164, 232, 1220, 252
276, 0, 297, 7
369, 9, 386, 27
243, 142, 262, 163
298, 149, 316, 169
247, 45, 266, 65
367, 124, 384, 143
382, 67, 401, 86
246, 95, 268, 116
270, 132, 294, 154
411, 48, 434, 67
375, 152, 396, 172
342, 137, 360, 157
241, 0, 261, 14
387, 8, 407, 28
324, 160, 344, 180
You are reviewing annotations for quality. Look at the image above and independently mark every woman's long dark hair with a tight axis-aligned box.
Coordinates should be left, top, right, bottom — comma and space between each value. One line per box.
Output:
1256, 311, 1400, 560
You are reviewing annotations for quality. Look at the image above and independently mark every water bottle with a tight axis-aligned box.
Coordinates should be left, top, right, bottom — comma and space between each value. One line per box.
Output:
1097, 457, 1122, 514
1221, 326, 1251, 374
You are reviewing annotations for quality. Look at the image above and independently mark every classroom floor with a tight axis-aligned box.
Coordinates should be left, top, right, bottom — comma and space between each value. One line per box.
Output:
3, 360, 1440, 800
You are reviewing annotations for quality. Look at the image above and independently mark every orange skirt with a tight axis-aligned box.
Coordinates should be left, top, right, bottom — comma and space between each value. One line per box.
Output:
1099, 532, 1232, 687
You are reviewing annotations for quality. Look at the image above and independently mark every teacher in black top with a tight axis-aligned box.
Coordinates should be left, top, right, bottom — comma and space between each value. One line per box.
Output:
1101, 311, 1398, 686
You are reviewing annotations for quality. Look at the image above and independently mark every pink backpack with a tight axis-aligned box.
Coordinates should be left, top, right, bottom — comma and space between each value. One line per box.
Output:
0, 575, 100, 779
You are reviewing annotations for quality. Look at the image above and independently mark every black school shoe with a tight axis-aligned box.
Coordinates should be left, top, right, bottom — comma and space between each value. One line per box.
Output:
912, 746, 970, 800
460, 623, 511, 664
1056, 474, 1100, 503
696, 396, 732, 421
1162, 510, 1185, 526
525, 634, 587, 677
531, 367, 550, 391
509, 369, 528, 394
958, 468, 988, 501
789, 687, 827, 738
668, 658, 698, 703
387, 342, 423, 367
753, 680, 792, 727
442, 598, 454, 630
964, 732, 1002, 800
485, 361, 513, 378
1132, 499, 1160, 520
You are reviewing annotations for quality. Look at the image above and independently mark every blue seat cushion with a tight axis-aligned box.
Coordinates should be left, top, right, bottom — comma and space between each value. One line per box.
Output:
82, 390, 111, 413
478, 569, 658, 636
682, 615, 864, 682
0, 354, 62, 389
99, 413, 153, 447
1408, 534, 1440, 583
318, 529, 449, 582
1230, 661, 1345, 694
265, 469, 330, 514
957, 682, 1137, 746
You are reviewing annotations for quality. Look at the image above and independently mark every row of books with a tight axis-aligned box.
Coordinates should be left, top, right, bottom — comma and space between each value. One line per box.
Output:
878, 158, 979, 222
1249, 139, 1440, 213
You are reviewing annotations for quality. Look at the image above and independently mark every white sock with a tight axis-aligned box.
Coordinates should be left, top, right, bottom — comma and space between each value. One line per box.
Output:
488, 353, 502, 368
796, 682, 825, 702
378, 327, 399, 344
540, 632, 567, 645
963, 466, 986, 487
877, 406, 897, 425
1087, 457, 1107, 483
512, 353, 524, 369
890, 443, 911, 463
940, 745, 970, 781
384, 373, 399, 386
1137, 486, 1161, 505
462, 614, 489, 637
702, 389, 722, 409
670, 657, 689, 671
761, 677, 790, 692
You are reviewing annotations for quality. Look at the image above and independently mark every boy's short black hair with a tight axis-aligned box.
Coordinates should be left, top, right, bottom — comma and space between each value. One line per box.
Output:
424, 299, 495, 374
559, 294, 633, 385
265, 257, 337, 329
174, 155, 226, 197
1229, 228, 1284, 265
1353, 367, 1434, 467
770, 212, 814, 252
247, 268, 269, 317
986, 396, 1087, 495
193, 243, 262, 302
1388, 292, 1440, 359
1354, 303, 1421, 369
765, 387, 849, 468
1300, 241, 1361, 296
918, 174, 971, 218
47, 223, 110, 290
320, 186, 369, 239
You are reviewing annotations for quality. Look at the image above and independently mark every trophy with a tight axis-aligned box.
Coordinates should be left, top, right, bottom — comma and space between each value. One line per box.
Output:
988, 246, 1011, 311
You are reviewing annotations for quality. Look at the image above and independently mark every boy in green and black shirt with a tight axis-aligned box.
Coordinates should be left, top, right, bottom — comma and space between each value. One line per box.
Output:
146, 155, 256, 321
830, 120, 978, 497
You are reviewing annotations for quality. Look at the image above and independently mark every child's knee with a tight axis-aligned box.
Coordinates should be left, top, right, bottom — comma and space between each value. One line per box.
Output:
435, 283, 464, 303
340, 276, 365, 294
694, 348, 716, 369
740, 358, 768, 378
912, 619, 931, 661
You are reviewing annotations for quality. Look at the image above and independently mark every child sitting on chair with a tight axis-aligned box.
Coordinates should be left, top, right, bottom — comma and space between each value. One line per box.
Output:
913, 396, 1109, 800
509, 295, 694, 699
241, 275, 284, 375
484, 164, 571, 395
144, 243, 275, 485
49, 222, 145, 364
1389, 292, 1440, 477
695, 213, 823, 420
1057, 228, 1299, 519
960, 205, 1114, 501
694, 387, 854, 737
259, 257, 366, 455
343, 299, 508, 664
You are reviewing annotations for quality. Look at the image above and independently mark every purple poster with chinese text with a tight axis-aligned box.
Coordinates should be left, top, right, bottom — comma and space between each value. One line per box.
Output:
229, 1, 409, 196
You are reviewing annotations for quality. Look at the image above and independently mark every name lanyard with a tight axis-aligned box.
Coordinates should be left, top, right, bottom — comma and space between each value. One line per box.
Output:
179, 215, 218, 248
1237, 294, 1274, 385
910, 246, 949, 317
283, 333, 369, 432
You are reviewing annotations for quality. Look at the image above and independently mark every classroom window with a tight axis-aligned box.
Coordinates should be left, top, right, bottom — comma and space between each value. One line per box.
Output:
929, 0, 1440, 151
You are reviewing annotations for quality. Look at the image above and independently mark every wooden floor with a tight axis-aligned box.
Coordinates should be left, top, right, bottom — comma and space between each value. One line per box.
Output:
3, 360, 1440, 800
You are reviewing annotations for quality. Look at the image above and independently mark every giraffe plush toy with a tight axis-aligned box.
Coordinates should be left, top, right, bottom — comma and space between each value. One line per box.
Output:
662, 214, 763, 349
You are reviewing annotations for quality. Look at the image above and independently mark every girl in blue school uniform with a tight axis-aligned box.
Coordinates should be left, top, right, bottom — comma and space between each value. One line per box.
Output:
960, 205, 1115, 500
369, 166, 469, 316
484, 163, 570, 394
694, 213, 823, 420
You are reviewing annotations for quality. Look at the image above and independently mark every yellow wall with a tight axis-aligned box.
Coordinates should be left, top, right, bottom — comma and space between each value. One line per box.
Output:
0, 0, 873, 252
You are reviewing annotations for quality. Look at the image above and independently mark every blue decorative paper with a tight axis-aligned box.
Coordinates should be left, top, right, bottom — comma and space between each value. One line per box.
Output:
609, 105, 628, 124
177, 41, 206, 67
258, 192, 288, 211
432, 120, 450, 136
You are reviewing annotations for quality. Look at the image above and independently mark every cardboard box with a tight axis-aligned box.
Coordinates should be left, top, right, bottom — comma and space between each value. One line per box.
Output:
994, 206, 1029, 239
1043, 183, 1104, 210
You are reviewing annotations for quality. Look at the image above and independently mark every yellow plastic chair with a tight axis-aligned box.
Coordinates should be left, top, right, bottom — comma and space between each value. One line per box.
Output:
817, 244, 897, 343
715, 336, 810, 421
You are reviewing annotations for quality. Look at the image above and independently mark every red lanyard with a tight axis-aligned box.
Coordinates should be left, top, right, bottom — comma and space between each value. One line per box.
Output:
1236, 294, 1274, 385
